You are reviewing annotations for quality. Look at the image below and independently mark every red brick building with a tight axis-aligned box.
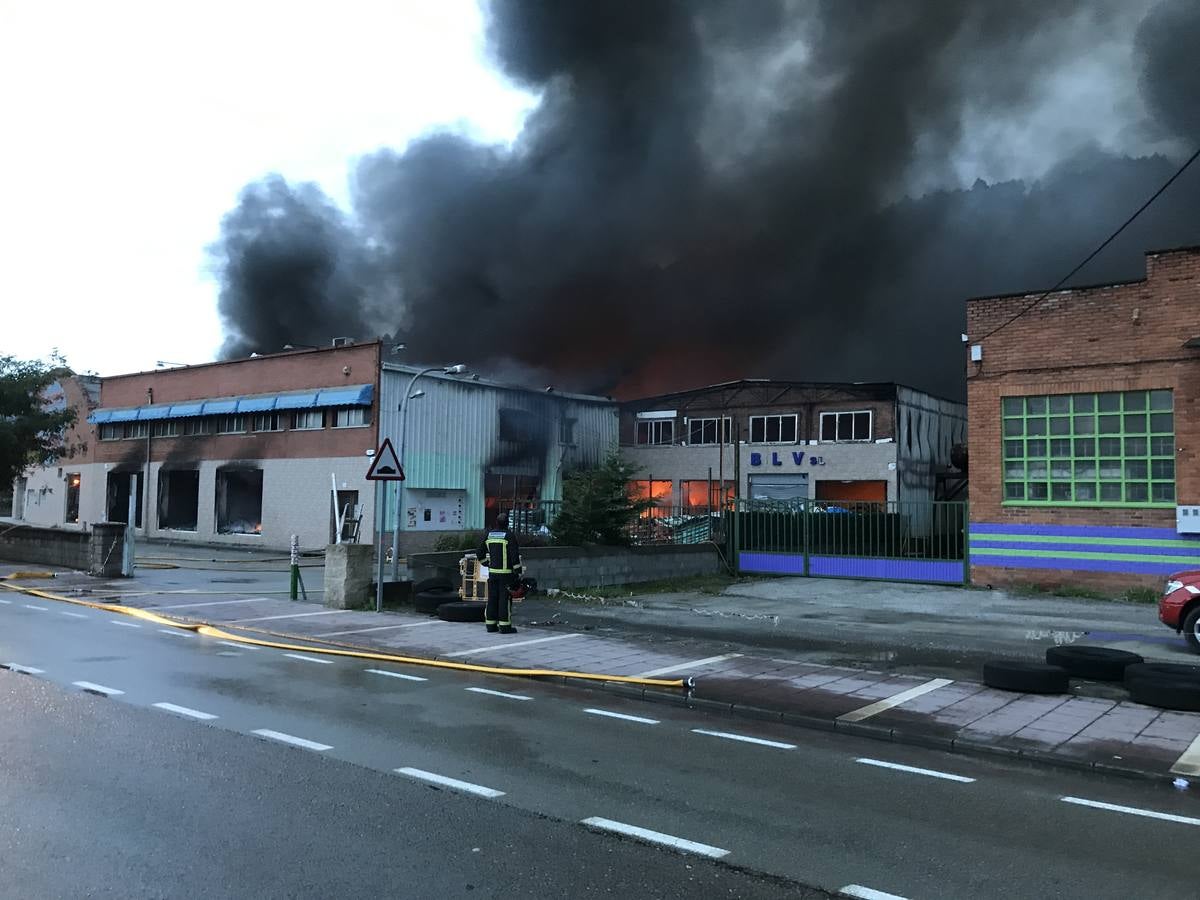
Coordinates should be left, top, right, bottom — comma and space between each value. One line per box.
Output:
966, 245, 1200, 589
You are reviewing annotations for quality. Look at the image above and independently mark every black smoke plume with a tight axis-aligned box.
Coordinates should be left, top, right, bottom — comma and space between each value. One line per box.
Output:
212, 0, 1200, 399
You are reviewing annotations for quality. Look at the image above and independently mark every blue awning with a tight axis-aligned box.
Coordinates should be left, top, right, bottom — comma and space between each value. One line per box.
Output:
87, 384, 373, 424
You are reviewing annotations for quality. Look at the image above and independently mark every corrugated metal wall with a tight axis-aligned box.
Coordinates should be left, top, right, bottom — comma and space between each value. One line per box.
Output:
379, 366, 618, 529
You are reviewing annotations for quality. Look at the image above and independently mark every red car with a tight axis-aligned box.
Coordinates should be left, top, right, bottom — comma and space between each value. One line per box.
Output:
1160, 571, 1200, 652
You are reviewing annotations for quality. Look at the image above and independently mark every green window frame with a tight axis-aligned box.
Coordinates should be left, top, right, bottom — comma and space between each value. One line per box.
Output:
1001, 390, 1174, 507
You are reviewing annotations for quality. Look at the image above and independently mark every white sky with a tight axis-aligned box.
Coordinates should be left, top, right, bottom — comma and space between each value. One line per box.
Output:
0, 0, 533, 375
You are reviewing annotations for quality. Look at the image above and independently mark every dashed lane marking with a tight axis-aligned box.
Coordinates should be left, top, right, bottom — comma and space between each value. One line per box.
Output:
636, 653, 742, 678
1169, 733, 1200, 777
251, 729, 332, 751
692, 729, 795, 750
60, 611, 88, 619
837, 678, 954, 723
23, 604, 49, 612
856, 758, 975, 783
366, 669, 428, 682
153, 702, 218, 721
465, 687, 532, 701
110, 620, 141, 629
72, 681, 124, 697
584, 709, 660, 725
580, 817, 729, 859
3, 663, 45, 675
395, 768, 505, 799
839, 886, 911, 900
159, 628, 193, 638
219, 641, 258, 651
284, 653, 335, 665
1061, 796, 1200, 827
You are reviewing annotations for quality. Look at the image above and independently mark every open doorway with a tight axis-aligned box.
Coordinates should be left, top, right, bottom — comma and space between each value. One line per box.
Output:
106, 471, 143, 526
216, 468, 263, 535
158, 469, 200, 531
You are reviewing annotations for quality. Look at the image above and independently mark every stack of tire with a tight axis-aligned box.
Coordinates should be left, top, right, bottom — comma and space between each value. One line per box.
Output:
1124, 663, 1200, 712
411, 578, 486, 623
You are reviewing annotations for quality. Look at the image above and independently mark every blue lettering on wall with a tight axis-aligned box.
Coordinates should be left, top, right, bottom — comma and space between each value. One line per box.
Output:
771, 452, 782, 466
792, 451, 805, 465
750, 452, 762, 466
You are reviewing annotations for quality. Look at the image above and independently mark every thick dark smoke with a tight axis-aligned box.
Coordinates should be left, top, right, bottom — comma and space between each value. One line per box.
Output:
212, 0, 1200, 400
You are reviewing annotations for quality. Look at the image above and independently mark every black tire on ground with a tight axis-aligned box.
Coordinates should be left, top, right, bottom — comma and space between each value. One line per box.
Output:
1044, 645, 1144, 681
1184, 605, 1200, 653
982, 660, 1070, 694
1128, 675, 1200, 712
413, 577, 454, 595
437, 601, 486, 623
1124, 662, 1200, 685
413, 589, 460, 614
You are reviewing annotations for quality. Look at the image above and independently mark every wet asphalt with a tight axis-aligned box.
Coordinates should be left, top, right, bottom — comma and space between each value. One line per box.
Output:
2, 596, 1199, 900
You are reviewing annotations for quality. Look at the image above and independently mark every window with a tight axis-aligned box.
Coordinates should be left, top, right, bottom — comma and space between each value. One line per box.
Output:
687, 417, 732, 446
151, 420, 179, 438
65, 473, 80, 524
253, 412, 282, 432
333, 407, 371, 428
217, 414, 246, 434
635, 419, 675, 445
628, 480, 673, 508
158, 470, 199, 531
560, 417, 577, 445
681, 479, 735, 510
292, 410, 325, 430
749, 414, 798, 444
127, 421, 148, 439
99, 423, 122, 441
182, 417, 217, 436
820, 410, 873, 442
1002, 390, 1174, 505
216, 468, 263, 534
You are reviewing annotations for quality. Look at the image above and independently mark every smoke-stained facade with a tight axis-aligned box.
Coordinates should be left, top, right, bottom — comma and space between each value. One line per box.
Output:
210, 1, 1200, 402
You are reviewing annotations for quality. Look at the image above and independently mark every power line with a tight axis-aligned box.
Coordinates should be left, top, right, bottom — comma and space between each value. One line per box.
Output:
975, 144, 1200, 344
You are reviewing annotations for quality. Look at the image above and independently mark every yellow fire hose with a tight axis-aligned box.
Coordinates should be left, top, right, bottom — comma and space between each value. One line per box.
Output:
0, 581, 690, 691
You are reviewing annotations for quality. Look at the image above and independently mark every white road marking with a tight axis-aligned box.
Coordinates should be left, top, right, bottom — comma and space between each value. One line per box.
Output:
158, 628, 192, 638
636, 653, 742, 678
839, 886, 911, 900
153, 702, 218, 721
60, 611, 88, 619
219, 641, 257, 650
443, 633, 582, 658
284, 653, 334, 665
73, 681, 124, 697
580, 817, 729, 859
395, 767, 505, 798
23, 604, 49, 611
251, 729, 332, 751
584, 708, 660, 725
316, 621, 445, 637
110, 619, 141, 629
1061, 796, 1200, 826
0, 598, 11, 604
692, 728, 795, 750
856, 758, 975, 783
3, 663, 45, 675
365, 669, 428, 682
837, 677, 954, 723
231, 610, 349, 623
148, 597, 269, 611
465, 687, 533, 701
1170, 733, 1200, 776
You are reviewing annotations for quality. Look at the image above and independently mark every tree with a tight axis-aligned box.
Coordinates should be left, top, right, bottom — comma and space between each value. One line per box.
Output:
0, 354, 78, 491
552, 454, 656, 547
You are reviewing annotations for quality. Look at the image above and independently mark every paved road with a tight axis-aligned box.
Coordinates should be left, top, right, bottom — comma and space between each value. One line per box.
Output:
2, 597, 1199, 899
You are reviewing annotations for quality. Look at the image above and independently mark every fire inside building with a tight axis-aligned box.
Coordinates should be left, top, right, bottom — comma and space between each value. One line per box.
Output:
966, 245, 1200, 590
5, 342, 618, 553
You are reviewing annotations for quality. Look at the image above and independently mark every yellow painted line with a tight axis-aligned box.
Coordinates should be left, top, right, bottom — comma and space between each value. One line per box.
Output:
838, 678, 954, 723
0, 582, 687, 690
1170, 733, 1200, 777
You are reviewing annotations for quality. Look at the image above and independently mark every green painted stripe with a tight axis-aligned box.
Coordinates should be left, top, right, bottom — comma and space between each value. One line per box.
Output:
971, 546, 1200, 564
969, 532, 1193, 549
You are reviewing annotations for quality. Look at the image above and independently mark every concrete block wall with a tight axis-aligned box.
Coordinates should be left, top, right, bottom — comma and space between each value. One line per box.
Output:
0, 523, 125, 576
408, 544, 721, 591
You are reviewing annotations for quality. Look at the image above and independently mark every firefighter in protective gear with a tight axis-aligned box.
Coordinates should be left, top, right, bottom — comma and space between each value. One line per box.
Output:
478, 514, 521, 634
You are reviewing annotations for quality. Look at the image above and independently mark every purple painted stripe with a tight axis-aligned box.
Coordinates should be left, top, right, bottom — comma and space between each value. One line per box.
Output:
808, 556, 964, 584
738, 553, 806, 575
970, 522, 1180, 540
972, 554, 1185, 576
969, 538, 1200, 558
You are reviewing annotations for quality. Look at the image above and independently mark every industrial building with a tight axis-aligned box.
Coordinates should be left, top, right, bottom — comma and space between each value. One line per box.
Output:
4, 342, 619, 554
619, 380, 966, 510
965, 245, 1200, 590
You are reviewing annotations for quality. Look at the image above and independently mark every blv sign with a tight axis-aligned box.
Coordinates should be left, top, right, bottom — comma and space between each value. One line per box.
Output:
749, 450, 826, 467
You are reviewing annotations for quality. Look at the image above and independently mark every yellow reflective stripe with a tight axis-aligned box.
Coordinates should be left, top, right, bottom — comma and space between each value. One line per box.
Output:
486, 537, 510, 573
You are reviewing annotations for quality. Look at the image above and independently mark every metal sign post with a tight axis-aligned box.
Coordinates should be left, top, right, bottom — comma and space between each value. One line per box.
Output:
366, 438, 406, 612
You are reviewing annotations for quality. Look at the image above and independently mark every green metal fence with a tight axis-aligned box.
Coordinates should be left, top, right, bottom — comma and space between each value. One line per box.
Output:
730, 499, 969, 584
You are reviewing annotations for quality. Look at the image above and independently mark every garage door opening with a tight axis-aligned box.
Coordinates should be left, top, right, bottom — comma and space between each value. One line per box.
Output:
159, 470, 199, 531
815, 480, 887, 507
748, 473, 808, 502
106, 471, 143, 526
216, 468, 262, 535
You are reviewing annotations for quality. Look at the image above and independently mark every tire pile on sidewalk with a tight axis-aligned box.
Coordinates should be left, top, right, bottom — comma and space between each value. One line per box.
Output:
983, 648, 1200, 711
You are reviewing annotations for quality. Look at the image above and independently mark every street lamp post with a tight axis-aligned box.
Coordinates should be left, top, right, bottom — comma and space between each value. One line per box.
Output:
389, 364, 468, 580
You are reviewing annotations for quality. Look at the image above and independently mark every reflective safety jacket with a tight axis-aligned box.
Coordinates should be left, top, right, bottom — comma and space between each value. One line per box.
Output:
479, 529, 521, 575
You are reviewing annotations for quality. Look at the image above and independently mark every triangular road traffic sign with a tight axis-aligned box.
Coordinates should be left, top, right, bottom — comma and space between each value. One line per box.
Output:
366, 437, 405, 481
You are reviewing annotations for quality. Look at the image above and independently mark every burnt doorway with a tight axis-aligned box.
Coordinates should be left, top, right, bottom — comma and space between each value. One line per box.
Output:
216, 468, 263, 535
106, 471, 143, 527
330, 489, 360, 543
158, 469, 200, 531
